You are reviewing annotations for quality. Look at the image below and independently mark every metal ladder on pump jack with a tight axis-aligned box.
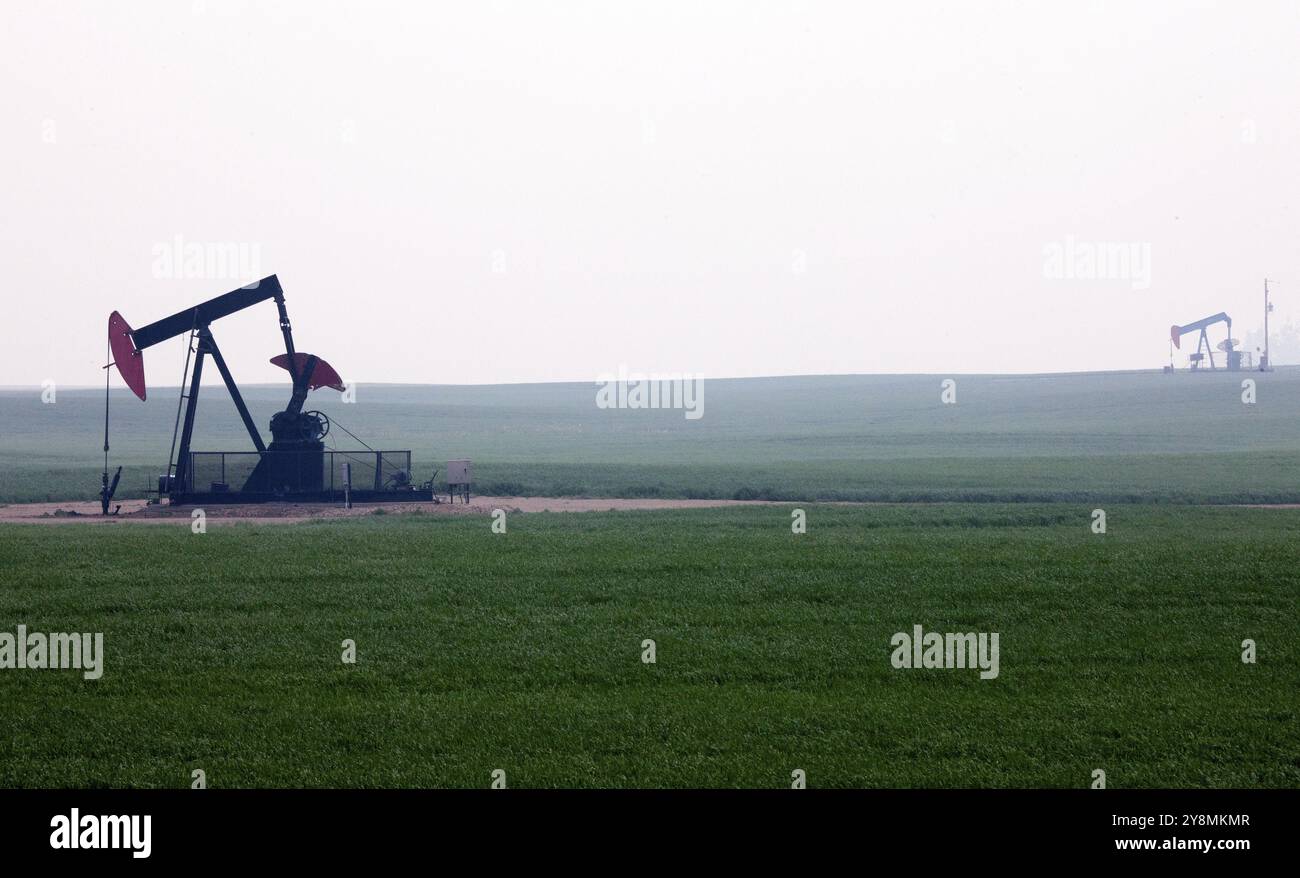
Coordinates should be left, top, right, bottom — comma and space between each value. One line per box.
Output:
161, 323, 199, 501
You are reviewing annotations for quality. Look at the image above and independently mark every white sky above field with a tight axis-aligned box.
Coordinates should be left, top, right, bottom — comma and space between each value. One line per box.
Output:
3, 0, 1299, 387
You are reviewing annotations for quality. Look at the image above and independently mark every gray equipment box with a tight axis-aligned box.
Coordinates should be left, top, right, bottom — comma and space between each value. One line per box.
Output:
447, 459, 472, 485
447, 459, 472, 503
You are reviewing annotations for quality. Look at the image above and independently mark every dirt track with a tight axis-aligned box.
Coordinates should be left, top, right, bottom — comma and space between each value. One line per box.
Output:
3, 497, 1295, 525
0, 496, 791, 525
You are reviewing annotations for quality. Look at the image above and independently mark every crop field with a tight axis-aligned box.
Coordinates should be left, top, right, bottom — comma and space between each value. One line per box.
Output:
0, 504, 1296, 788
1, 370, 1298, 789
3, 368, 1300, 505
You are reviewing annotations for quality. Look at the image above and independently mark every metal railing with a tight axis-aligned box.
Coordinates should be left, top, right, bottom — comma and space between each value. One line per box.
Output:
183, 450, 413, 494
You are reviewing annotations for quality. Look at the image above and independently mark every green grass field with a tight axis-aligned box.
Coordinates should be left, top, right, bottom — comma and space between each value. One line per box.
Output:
4, 368, 1300, 504
1, 504, 1295, 788
2, 370, 1297, 788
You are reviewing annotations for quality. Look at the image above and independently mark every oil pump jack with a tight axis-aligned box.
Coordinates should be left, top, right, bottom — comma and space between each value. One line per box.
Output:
1169, 312, 1243, 371
102, 275, 432, 508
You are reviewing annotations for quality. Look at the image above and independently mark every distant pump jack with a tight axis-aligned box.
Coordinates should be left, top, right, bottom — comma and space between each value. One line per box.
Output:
1168, 312, 1244, 372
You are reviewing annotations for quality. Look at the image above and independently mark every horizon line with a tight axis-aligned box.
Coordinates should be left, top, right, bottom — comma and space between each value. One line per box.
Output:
5, 363, 1293, 393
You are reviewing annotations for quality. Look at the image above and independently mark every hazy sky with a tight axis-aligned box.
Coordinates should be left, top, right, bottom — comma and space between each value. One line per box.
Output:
3, 0, 1298, 388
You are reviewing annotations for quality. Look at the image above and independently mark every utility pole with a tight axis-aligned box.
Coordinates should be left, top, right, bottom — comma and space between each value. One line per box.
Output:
1264, 278, 1276, 371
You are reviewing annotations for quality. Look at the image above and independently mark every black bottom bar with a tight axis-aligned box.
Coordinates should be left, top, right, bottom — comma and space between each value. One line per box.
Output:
0, 789, 1290, 864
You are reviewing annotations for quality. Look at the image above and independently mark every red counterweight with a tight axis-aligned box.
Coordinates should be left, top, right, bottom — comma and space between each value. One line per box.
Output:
271, 353, 345, 391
